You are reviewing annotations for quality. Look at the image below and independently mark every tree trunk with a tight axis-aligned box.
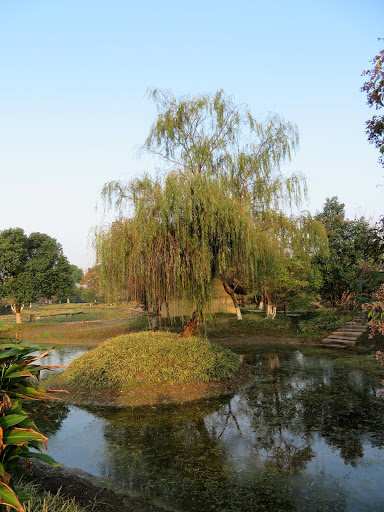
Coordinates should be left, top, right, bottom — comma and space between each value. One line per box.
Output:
11, 305, 22, 324
67, 297, 70, 304
179, 311, 199, 337
258, 301, 264, 311
266, 304, 277, 319
223, 281, 242, 321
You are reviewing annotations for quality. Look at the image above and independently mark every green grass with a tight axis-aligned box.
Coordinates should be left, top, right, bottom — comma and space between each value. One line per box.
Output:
297, 310, 356, 340
201, 312, 297, 338
64, 331, 241, 389
15, 482, 87, 512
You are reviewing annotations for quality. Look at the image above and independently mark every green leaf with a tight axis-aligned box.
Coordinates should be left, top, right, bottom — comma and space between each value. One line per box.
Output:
0, 414, 26, 429
15, 490, 30, 503
3, 428, 47, 446
21, 450, 59, 467
8, 400, 25, 415
0, 482, 24, 511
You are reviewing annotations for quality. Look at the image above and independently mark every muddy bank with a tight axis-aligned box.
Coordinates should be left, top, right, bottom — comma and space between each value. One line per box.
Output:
45, 364, 253, 407
18, 461, 163, 512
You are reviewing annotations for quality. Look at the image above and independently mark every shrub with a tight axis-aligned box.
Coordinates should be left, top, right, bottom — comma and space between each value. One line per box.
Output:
298, 310, 354, 337
0, 342, 65, 511
65, 331, 241, 389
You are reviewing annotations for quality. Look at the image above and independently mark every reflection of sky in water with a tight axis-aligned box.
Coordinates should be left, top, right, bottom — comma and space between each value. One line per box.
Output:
43, 346, 384, 511
30, 345, 90, 377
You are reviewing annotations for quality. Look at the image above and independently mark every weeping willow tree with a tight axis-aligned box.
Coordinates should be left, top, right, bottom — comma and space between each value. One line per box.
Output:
97, 89, 327, 334
97, 171, 259, 332
254, 212, 328, 317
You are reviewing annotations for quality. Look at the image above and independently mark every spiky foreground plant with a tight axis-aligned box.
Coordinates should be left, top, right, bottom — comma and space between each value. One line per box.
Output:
0, 341, 66, 511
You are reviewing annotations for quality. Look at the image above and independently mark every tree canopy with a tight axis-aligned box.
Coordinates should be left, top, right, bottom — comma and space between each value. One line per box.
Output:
314, 197, 384, 309
361, 39, 384, 167
0, 228, 76, 322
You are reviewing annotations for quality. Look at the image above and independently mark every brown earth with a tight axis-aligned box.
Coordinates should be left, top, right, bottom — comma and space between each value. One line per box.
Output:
45, 364, 253, 407
18, 461, 163, 512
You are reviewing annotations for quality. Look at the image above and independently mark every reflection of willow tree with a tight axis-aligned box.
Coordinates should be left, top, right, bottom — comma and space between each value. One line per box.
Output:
84, 372, 350, 512
243, 351, 384, 466
212, 354, 315, 475
298, 362, 384, 465
87, 403, 310, 512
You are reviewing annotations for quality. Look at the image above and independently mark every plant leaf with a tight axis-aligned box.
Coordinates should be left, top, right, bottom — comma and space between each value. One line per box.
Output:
0, 481, 24, 511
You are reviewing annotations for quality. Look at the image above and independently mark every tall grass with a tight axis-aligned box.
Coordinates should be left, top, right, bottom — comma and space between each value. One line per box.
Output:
64, 331, 241, 389
16, 482, 87, 512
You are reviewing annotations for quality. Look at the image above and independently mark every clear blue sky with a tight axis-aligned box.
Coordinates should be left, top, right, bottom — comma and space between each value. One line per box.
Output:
0, 0, 383, 269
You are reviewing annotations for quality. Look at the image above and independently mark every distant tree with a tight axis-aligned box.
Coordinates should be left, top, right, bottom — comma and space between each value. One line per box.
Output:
79, 265, 102, 303
314, 197, 384, 309
53, 259, 83, 303
0, 228, 75, 323
361, 39, 384, 167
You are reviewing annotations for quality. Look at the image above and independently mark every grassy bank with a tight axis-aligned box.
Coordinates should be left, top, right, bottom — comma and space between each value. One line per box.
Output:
0, 303, 370, 348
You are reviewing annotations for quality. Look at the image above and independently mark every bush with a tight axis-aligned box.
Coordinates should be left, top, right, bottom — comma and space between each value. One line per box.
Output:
298, 310, 354, 337
0, 342, 64, 511
64, 331, 241, 389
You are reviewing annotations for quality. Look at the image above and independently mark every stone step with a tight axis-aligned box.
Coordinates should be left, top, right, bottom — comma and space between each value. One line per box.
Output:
346, 321, 364, 326
339, 327, 366, 332
326, 335, 357, 342
331, 331, 362, 338
323, 337, 357, 345
325, 344, 349, 349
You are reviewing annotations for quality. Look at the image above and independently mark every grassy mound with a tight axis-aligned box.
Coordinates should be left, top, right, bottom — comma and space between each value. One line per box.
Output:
64, 331, 241, 390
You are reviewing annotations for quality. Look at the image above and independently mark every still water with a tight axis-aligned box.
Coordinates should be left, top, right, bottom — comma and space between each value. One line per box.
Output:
40, 345, 384, 511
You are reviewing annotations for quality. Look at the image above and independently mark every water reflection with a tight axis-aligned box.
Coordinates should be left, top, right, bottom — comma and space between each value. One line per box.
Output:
43, 347, 384, 511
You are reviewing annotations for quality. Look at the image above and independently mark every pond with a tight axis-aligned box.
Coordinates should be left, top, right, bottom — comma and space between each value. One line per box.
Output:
40, 345, 384, 511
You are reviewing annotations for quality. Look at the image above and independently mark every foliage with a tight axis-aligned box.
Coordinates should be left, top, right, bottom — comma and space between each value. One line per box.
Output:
0, 342, 64, 510
253, 212, 326, 312
362, 283, 384, 338
78, 265, 103, 303
361, 39, 384, 167
63, 332, 241, 389
98, 171, 259, 315
298, 310, 354, 338
52, 260, 83, 302
202, 313, 295, 339
314, 197, 384, 309
0, 229, 78, 321
98, 89, 327, 321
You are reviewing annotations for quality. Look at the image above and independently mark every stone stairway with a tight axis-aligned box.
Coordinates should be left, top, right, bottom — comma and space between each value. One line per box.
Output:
321, 319, 366, 349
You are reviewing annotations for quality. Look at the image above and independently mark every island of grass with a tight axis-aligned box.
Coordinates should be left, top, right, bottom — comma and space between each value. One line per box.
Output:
47, 331, 250, 406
